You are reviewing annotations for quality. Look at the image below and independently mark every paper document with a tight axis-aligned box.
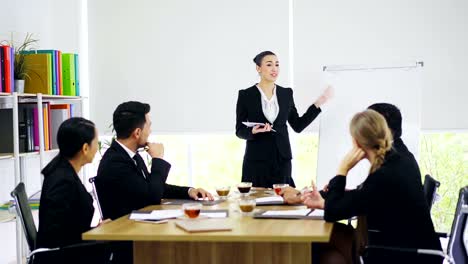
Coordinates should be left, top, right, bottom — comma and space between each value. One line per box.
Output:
242, 122, 276, 132
255, 196, 284, 204
200, 212, 227, 218
308, 209, 324, 217
242, 122, 264, 127
129, 209, 183, 220
262, 209, 312, 216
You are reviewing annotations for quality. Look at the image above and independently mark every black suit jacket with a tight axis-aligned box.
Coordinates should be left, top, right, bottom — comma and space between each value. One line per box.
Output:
236, 85, 321, 160
324, 151, 441, 251
95, 140, 190, 220
320, 137, 421, 198
37, 156, 94, 248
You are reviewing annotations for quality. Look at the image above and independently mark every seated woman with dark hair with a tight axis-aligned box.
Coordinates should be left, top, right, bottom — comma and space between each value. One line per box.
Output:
36, 117, 111, 264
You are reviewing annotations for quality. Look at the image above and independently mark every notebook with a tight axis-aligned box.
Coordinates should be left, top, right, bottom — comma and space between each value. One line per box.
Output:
175, 219, 233, 233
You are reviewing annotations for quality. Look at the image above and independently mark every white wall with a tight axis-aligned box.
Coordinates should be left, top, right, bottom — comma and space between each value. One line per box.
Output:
88, 0, 290, 134
294, 0, 468, 131
89, 0, 468, 133
0, 0, 81, 53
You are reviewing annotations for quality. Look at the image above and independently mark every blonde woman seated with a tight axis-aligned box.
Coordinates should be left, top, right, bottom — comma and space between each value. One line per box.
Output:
302, 109, 442, 264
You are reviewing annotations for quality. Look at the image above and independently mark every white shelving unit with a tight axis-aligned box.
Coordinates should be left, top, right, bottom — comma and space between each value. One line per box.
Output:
0, 92, 85, 264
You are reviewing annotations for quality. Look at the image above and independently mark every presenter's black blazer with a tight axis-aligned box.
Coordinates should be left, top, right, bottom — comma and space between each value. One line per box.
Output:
95, 140, 190, 220
236, 85, 321, 161
37, 156, 94, 248
324, 150, 441, 251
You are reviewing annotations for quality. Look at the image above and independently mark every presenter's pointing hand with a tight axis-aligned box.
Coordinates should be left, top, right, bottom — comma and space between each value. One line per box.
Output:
314, 86, 334, 108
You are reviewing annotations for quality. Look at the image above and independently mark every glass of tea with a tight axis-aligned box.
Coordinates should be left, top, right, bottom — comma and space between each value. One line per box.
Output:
216, 186, 230, 199
272, 183, 290, 195
182, 203, 202, 219
238, 197, 256, 215
237, 182, 252, 196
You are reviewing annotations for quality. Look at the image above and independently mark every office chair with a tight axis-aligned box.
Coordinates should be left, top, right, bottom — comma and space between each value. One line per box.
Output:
423, 174, 441, 211
365, 175, 442, 243
362, 186, 468, 264
10, 182, 109, 264
89, 176, 104, 222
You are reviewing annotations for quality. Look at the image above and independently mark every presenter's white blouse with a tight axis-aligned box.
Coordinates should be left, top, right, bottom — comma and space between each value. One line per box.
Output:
257, 85, 279, 124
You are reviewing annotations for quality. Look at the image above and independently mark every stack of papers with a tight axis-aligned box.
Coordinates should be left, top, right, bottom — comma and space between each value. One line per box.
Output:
200, 211, 227, 218
255, 196, 284, 205
129, 209, 229, 221
254, 209, 324, 219
130, 209, 183, 221
263, 209, 313, 216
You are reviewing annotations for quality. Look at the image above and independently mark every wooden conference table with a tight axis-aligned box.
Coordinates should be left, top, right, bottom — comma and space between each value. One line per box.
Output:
83, 190, 333, 264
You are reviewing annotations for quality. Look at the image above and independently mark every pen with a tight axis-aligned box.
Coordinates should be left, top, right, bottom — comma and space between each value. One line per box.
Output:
134, 219, 168, 224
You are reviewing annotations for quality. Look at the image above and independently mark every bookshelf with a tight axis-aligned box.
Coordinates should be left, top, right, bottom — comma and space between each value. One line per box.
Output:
0, 92, 85, 264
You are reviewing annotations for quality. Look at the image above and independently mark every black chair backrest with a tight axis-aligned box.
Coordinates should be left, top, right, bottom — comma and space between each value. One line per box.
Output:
89, 176, 103, 221
10, 182, 37, 251
447, 186, 468, 264
423, 174, 440, 211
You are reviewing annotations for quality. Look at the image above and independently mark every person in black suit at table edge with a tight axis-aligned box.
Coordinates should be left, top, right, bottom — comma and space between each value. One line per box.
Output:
96, 101, 213, 221
96, 101, 213, 264
281, 102, 420, 203
236, 50, 332, 188
302, 109, 442, 264
36, 117, 112, 264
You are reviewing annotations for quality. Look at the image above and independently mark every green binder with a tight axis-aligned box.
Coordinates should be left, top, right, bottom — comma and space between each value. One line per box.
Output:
62, 53, 76, 96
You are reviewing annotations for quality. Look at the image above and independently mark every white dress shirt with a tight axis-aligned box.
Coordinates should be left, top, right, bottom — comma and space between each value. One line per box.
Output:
115, 140, 193, 194
115, 140, 146, 179
257, 85, 279, 124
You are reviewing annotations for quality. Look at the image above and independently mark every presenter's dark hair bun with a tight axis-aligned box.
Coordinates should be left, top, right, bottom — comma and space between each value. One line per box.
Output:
253, 51, 276, 66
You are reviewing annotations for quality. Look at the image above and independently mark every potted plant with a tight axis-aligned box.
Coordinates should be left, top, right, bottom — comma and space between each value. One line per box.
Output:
12, 33, 39, 93
1, 33, 39, 93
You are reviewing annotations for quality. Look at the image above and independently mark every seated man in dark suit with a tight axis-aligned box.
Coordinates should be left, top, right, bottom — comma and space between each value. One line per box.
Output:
96, 101, 213, 221
95, 101, 213, 264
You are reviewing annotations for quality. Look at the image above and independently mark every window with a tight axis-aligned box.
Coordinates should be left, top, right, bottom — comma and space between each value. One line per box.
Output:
94, 132, 468, 232
419, 132, 468, 232
149, 133, 318, 189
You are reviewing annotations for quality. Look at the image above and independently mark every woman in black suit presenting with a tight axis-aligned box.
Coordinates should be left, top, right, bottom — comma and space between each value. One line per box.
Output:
236, 51, 331, 188
303, 109, 441, 263
36, 117, 111, 264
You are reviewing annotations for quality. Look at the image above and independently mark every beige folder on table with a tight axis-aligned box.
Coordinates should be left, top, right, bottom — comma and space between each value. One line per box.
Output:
175, 219, 233, 233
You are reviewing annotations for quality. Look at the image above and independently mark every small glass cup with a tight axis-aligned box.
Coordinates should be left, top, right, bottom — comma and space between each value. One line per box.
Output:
273, 183, 290, 195
182, 203, 202, 219
237, 182, 252, 196
238, 197, 256, 215
216, 186, 230, 199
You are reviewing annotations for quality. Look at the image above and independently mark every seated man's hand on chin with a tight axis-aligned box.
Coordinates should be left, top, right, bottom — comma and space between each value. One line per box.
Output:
189, 188, 214, 200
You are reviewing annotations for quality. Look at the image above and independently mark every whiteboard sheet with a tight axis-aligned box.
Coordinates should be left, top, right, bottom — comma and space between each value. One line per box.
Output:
317, 64, 422, 189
